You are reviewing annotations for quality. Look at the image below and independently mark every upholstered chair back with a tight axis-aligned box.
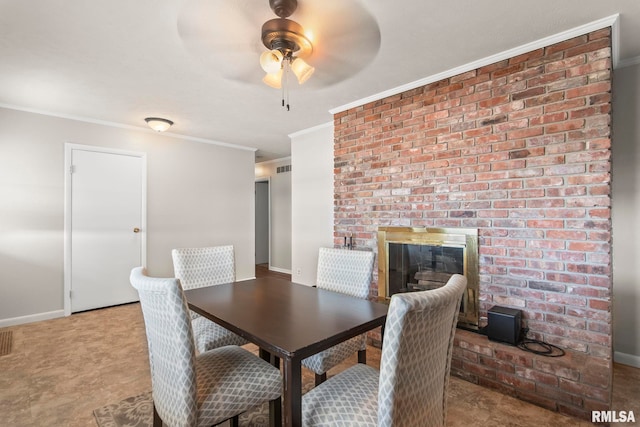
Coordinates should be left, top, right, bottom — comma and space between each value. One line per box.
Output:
172, 245, 235, 290
378, 274, 467, 427
316, 247, 375, 299
129, 267, 197, 427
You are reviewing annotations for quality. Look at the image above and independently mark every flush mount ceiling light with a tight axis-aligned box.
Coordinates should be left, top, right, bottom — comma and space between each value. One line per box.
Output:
145, 117, 174, 132
260, 0, 315, 110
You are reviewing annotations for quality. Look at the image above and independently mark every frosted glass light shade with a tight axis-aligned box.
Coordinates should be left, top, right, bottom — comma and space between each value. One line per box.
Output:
291, 57, 314, 84
262, 69, 283, 88
145, 117, 173, 132
260, 49, 284, 73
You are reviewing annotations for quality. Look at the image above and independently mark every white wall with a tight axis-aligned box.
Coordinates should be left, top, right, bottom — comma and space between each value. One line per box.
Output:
290, 123, 334, 285
612, 61, 640, 367
255, 158, 292, 273
0, 107, 256, 325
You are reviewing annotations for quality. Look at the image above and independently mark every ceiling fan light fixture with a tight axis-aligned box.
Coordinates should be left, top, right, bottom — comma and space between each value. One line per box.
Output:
260, 49, 284, 73
291, 57, 314, 84
145, 117, 173, 132
263, 68, 283, 88
260, 0, 314, 109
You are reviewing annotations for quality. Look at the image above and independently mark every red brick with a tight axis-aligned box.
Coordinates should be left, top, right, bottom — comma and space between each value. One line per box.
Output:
559, 378, 610, 402
536, 384, 583, 408
478, 355, 516, 373
588, 299, 610, 311
515, 366, 559, 386
566, 81, 611, 99
530, 111, 568, 126
544, 98, 586, 113
496, 371, 536, 391
546, 35, 588, 55
462, 360, 497, 378
507, 126, 544, 140
566, 38, 611, 59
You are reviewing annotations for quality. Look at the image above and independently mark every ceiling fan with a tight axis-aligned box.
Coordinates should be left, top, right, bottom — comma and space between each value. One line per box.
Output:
177, 0, 381, 99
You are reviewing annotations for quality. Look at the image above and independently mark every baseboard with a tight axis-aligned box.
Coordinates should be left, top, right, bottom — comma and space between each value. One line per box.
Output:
269, 266, 292, 274
0, 310, 65, 328
614, 351, 640, 368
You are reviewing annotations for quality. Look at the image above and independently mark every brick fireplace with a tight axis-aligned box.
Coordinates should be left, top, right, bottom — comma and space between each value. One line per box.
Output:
332, 28, 613, 419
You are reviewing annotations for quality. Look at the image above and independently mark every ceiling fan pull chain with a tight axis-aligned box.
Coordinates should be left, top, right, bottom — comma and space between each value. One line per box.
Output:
283, 60, 290, 111
286, 70, 290, 111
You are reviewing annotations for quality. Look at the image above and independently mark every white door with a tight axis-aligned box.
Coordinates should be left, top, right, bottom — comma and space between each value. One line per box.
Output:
66, 145, 145, 313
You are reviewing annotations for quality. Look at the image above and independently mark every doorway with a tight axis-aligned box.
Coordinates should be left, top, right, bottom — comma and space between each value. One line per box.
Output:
64, 144, 146, 314
255, 180, 270, 269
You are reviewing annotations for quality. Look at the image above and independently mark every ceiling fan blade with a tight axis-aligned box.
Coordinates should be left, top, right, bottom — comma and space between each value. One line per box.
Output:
177, 0, 270, 82
290, 0, 381, 87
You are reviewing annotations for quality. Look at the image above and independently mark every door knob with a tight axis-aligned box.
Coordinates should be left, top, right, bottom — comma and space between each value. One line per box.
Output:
133, 227, 140, 233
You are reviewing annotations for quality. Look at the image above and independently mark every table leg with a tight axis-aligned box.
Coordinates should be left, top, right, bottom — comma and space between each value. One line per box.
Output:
283, 357, 302, 427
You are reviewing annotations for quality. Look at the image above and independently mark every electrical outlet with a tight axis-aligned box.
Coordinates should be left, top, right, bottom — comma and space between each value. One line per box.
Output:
296, 268, 301, 275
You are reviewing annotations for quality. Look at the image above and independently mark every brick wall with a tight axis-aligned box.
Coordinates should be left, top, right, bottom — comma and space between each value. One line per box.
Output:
333, 29, 612, 419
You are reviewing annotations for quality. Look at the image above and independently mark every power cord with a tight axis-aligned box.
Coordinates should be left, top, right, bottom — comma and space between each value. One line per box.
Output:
517, 328, 565, 357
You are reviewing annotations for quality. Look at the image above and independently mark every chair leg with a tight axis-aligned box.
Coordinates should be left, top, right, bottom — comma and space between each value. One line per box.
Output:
259, 348, 281, 369
315, 372, 327, 386
271, 355, 281, 369
259, 347, 270, 362
358, 348, 367, 364
269, 396, 282, 427
229, 415, 239, 427
153, 403, 162, 427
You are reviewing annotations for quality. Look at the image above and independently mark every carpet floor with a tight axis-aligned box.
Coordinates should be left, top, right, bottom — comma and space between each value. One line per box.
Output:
94, 391, 276, 427
93, 392, 298, 427
2, 299, 637, 425
94, 370, 317, 427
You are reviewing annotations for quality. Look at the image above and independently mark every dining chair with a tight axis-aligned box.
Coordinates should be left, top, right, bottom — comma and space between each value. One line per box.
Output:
172, 245, 249, 353
130, 267, 282, 427
302, 274, 468, 427
301, 247, 375, 385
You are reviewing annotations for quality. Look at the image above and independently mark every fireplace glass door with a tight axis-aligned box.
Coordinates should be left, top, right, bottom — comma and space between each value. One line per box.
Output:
388, 243, 464, 295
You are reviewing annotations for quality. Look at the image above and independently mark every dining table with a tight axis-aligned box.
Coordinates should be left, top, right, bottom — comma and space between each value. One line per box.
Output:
184, 276, 389, 427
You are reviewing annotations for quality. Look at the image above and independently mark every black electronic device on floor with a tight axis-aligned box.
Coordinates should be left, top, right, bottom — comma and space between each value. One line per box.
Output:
487, 306, 522, 345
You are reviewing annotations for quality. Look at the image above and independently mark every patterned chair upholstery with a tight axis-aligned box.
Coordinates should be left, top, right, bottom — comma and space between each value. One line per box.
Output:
301, 247, 375, 385
130, 267, 282, 427
172, 246, 249, 353
302, 274, 468, 427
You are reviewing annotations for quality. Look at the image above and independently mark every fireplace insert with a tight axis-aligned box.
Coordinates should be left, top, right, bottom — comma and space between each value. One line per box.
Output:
377, 227, 479, 330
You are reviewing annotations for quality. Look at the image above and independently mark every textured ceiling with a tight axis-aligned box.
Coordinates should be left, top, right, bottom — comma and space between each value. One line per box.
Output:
1, 0, 639, 162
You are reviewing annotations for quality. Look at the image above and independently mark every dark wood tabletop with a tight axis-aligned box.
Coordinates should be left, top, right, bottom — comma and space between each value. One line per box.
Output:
184, 276, 389, 427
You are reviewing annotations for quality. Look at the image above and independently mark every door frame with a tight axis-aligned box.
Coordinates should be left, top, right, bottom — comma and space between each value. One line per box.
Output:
255, 178, 271, 269
63, 143, 147, 316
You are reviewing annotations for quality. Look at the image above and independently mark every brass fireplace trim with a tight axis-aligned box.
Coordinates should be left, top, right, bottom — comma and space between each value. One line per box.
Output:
377, 226, 479, 329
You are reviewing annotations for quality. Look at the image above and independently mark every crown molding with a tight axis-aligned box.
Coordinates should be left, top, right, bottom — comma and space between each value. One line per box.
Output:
288, 121, 333, 139
0, 103, 257, 152
255, 156, 292, 166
